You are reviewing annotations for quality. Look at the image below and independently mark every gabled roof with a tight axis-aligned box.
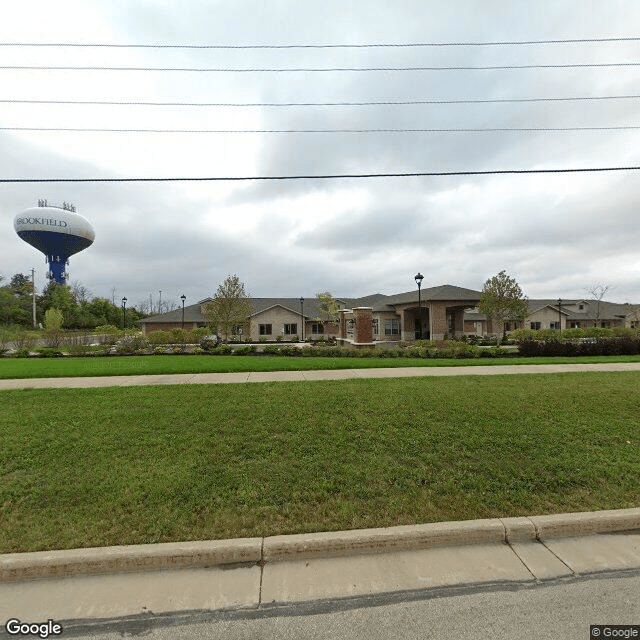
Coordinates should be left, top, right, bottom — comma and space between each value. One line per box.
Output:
384, 284, 483, 305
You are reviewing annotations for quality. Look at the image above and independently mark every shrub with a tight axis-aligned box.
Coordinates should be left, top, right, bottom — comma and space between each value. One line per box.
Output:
115, 334, 149, 354
169, 328, 190, 344
43, 329, 64, 348
290, 335, 300, 343
561, 328, 586, 339
154, 345, 168, 355
11, 347, 32, 358
612, 326, 636, 338
147, 330, 172, 345
12, 331, 39, 350
586, 327, 614, 338
516, 337, 640, 357
211, 344, 233, 355
94, 324, 120, 335
199, 336, 220, 352
263, 344, 281, 355
234, 345, 256, 355
67, 343, 92, 356
191, 327, 211, 341
34, 346, 64, 358
275, 335, 284, 342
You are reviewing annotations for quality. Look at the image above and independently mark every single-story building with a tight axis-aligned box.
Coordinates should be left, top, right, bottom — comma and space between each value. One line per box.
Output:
467, 299, 637, 334
140, 287, 639, 346
140, 284, 484, 344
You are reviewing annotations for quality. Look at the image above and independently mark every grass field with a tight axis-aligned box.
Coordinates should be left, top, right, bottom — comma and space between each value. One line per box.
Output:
2, 353, 640, 379
1, 371, 638, 553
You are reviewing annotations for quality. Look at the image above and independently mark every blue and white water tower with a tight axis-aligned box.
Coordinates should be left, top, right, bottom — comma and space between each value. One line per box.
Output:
13, 200, 95, 284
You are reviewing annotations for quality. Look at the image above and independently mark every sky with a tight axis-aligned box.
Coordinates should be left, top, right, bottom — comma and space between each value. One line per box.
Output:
2, 0, 640, 312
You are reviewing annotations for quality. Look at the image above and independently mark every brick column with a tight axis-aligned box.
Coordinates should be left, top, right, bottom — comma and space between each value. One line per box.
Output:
338, 309, 348, 340
429, 302, 447, 340
453, 308, 465, 338
353, 307, 373, 344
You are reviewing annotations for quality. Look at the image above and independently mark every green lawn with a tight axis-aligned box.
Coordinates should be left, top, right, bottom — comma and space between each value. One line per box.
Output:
1, 372, 638, 553
2, 353, 640, 379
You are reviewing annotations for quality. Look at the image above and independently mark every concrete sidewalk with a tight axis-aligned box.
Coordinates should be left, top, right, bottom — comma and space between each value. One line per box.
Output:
1, 361, 640, 389
1, 508, 639, 625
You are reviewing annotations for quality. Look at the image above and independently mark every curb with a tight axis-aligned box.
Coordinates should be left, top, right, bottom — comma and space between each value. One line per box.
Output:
1, 508, 638, 582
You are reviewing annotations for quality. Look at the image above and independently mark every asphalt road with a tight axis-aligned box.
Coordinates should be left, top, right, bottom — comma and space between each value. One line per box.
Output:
28, 570, 639, 640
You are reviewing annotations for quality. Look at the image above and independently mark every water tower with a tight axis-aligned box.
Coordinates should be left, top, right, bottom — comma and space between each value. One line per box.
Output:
13, 200, 95, 285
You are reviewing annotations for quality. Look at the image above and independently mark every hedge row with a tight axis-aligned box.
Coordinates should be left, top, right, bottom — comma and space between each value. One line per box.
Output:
516, 337, 640, 357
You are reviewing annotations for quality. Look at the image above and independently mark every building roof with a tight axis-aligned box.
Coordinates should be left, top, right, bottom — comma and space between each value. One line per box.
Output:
140, 292, 638, 326
384, 284, 483, 305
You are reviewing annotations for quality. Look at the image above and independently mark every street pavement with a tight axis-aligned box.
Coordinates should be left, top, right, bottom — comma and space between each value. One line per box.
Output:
1, 361, 640, 389
24, 571, 639, 640
2, 511, 639, 637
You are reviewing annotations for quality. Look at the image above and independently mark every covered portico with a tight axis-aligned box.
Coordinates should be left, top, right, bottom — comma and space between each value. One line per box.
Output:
385, 285, 483, 342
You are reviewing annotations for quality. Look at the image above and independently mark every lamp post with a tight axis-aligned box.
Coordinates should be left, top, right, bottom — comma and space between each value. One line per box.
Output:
121, 297, 127, 329
557, 298, 562, 331
181, 294, 186, 329
414, 272, 424, 340
299, 297, 304, 341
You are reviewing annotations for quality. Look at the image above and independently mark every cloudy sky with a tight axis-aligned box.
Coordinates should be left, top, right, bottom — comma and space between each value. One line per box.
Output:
2, 0, 640, 311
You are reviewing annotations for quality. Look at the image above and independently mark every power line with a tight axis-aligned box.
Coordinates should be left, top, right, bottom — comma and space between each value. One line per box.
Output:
1, 166, 639, 183
1, 94, 639, 107
0, 37, 639, 48
1, 62, 639, 72
2, 126, 639, 133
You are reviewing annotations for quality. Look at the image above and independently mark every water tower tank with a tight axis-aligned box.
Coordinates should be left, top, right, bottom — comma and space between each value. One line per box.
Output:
13, 200, 95, 285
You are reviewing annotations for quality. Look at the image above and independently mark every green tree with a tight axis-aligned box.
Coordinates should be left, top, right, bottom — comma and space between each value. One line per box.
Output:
202, 275, 252, 341
478, 271, 528, 338
315, 291, 341, 324
44, 307, 64, 331
0, 273, 34, 326
38, 283, 77, 327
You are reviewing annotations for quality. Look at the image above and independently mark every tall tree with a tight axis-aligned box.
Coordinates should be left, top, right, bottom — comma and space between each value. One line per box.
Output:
478, 271, 529, 338
202, 275, 252, 341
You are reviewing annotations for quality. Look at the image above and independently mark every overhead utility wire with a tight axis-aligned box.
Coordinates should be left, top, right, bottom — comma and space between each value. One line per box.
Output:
0, 37, 639, 48
2, 94, 639, 107
1, 62, 639, 72
2, 167, 638, 183
2, 126, 639, 133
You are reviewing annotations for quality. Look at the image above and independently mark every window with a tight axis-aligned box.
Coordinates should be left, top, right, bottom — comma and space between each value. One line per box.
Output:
372, 319, 379, 335
259, 324, 272, 335
311, 323, 324, 334
384, 319, 400, 335
550, 322, 560, 330
284, 323, 297, 335
530, 322, 541, 330
579, 304, 584, 310
570, 322, 581, 328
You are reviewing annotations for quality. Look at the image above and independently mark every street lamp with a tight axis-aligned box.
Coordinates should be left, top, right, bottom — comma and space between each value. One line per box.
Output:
557, 298, 562, 331
121, 297, 127, 329
181, 294, 186, 329
414, 273, 424, 339
299, 297, 304, 341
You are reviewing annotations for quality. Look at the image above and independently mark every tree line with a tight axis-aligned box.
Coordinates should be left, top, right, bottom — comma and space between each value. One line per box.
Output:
0, 273, 144, 329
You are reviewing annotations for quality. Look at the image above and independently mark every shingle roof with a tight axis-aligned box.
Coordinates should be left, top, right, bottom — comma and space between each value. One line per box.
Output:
384, 284, 483, 305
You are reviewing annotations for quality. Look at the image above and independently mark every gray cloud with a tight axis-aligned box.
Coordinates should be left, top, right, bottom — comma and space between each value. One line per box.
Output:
3, 0, 640, 305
